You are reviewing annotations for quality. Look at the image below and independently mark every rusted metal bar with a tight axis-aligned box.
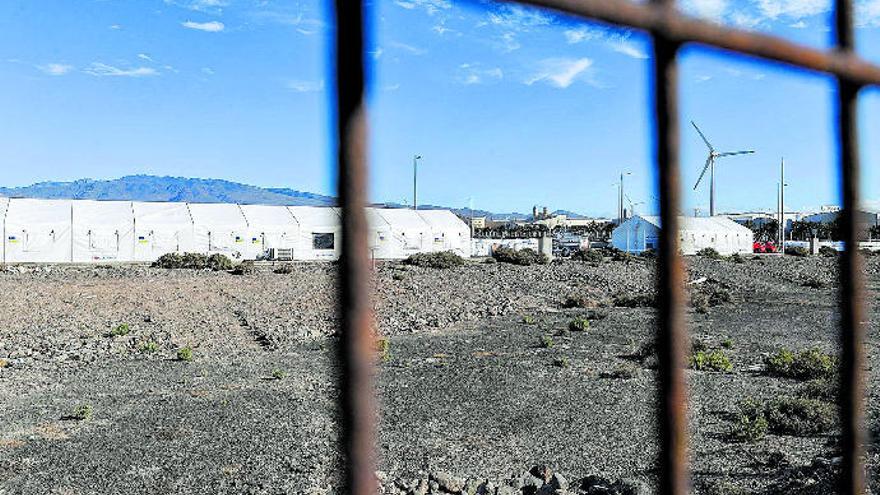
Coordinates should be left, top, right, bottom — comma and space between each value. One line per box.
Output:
511, 0, 880, 87
651, 3, 690, 492
333, 0, 377, 494
835, 1, 866, 493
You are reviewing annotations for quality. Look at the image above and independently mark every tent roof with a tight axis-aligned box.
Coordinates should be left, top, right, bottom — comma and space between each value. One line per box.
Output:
5, 198, 72, 226
634, 215, 753, 234
240, 204, 298, 229
287, 206, 340, 229
375, 208, 430, 230
72, 200, 133, 226
188, 203, 248, 228
132, 201, 193, 227
417, 210, 468, 231
365, 208, 392, 229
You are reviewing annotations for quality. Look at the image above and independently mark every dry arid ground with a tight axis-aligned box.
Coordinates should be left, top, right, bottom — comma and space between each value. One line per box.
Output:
0, 255, 878, 494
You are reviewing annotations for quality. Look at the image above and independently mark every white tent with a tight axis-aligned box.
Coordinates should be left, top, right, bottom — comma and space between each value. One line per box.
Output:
0, 198, 8, 263
72, 200, 135, 262
612, 215, 754, 255
132, 201, 196, 261
287, 206, 342, 260
374, 208, 430, 257
4, 198, 73, 263
240, 204, 300, 256
365, 208, 398, 260
188, 203, 255, 259
417, 210, 471, 256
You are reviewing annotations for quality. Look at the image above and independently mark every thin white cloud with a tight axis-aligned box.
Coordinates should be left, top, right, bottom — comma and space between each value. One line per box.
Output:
247, 11, 325, 33
201, 67, 215, 75
370, 47, 384, 60
182, 20, 225, 32
681, 0, 729, 23
610, 41, 649, 59
389, 41, 427, 55
109, 24, 122, 30
394, 0, 451, 15
457, 63, 503, 85
287, 80, 324, 93
499, 32, 520, 52
38, 63, 74, 76
138, 53, 154, 62
525, 58, 593, 89
488, 4, 552, 29
563, 27, 598, 44
165, 0, 228, 14
857, 0, 880, 26
790, 19, 808, 27
696, 75, 713, 83
84, 63, 158, 78
753, 0, 829, 20
383, 83, 401, 91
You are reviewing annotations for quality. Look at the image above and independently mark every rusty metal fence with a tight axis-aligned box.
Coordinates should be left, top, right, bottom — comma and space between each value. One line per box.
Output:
331, 0, 877, 493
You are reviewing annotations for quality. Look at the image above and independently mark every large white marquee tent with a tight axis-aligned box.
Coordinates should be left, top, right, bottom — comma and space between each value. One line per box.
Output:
0, 197, 470, 263
612, 215, 753, 255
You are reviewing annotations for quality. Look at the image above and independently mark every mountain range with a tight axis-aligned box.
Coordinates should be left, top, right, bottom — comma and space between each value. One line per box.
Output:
0, 175, 590, 219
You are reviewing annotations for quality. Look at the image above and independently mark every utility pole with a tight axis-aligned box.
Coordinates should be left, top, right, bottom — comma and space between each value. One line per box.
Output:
779, 158, 785, 254
413, 154, 422, 210
618, 171, 631, 224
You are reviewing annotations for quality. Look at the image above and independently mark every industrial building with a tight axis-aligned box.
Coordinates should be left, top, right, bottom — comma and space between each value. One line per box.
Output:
612, 215, 754, 255
0, 197, 471, 263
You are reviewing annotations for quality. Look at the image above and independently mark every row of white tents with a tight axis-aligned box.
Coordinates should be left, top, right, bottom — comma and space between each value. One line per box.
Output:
0, 198, 471, 263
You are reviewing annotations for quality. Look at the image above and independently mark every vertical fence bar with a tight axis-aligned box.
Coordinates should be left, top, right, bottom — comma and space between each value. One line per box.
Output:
835, 1, 866, 493
651, 1, 689, 493
333, 0, 377, 494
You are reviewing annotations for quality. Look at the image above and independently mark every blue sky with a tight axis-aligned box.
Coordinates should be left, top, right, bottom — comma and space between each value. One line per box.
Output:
1, 0, 880, 217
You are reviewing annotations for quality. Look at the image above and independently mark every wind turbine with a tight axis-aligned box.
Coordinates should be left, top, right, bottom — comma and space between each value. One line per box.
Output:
691, 121, 755, 216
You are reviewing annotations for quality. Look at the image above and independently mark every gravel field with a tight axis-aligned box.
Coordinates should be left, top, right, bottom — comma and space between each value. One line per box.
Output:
0, 255, 878, 494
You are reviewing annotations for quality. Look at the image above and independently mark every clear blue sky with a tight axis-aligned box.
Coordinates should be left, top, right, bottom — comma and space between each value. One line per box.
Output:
2, 0, 880, 218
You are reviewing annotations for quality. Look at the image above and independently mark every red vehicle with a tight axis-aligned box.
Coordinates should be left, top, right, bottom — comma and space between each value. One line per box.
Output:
753, 241, 777, 253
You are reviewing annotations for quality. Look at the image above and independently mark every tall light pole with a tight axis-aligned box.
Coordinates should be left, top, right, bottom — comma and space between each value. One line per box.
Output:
618, 171, 632, 224
412, 154, 422, 211
779, 158, 787, 254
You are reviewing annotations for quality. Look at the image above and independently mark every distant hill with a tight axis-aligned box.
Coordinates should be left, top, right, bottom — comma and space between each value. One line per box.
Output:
0, 175, 335, 206
0, 176, 595, 219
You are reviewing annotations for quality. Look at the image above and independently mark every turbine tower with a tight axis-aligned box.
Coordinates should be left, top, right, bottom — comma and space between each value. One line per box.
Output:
691, 121, 755, 216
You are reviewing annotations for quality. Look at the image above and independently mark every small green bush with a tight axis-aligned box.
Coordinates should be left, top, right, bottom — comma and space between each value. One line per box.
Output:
729, 398, 769, 442
109, 323, 130, 337
539, 335, 554, 349
720, 338, 733, 349
784, 246, 809, 257
231, 260, 258, 275
71, 404, 93, 421
690, 350, 732, 372
177, 346, 194, 362
764, 397, 835, 436
613, 292, 656, 308
139, 340, 159, 354
818, 245, 838, 257
765, 348, 836, 380
729, 253, 746, 264
697, 247, 723, 260
568, 317, 590, 332
553, 356, 570, 368
153, 252, 234, 271
571, 249, 603, 263
600, 364, 640, 379
271, 368, 286, 380
375, 337, 390, 362
404, 251, 465, 269
800, 377, 838, 401
521, 314, 537, 325
492, 246, 548, 266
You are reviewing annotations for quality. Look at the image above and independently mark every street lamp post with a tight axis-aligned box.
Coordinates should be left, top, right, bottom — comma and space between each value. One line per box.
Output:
619, 171, 632, 224
413, 155, 422, 211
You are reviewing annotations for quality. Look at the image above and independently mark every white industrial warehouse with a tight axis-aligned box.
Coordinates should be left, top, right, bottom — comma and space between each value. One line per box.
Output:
612, 215, 754, 255
0, 197, 471, 263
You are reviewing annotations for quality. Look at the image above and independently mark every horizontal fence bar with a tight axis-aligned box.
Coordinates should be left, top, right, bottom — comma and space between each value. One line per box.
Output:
512, 0, 880, 86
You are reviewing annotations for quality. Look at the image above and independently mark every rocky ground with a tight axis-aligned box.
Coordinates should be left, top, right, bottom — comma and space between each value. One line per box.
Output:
0, 254, 877, 494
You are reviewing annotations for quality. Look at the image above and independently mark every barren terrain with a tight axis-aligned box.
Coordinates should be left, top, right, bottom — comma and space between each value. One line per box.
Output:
0, 255, 878, 494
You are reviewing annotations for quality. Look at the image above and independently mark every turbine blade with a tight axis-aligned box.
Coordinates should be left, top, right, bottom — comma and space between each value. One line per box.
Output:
691, 121, 714, 152
694, 155, 712, 190
716, 150, 755, 157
